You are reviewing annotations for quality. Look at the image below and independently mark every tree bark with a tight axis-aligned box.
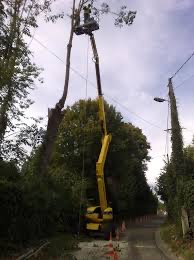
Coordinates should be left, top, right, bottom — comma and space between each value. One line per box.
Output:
39, 0, 76, 176
0, 0, 21, 145
0, 89, 12, 143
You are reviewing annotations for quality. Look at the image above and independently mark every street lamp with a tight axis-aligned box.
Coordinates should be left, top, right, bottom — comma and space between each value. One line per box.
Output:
154, 97, 168, 103
154, 96, 170, 163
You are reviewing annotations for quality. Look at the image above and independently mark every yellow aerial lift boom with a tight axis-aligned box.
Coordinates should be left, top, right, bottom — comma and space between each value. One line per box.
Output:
74, 6, 114, 235
85, 34, 113, 233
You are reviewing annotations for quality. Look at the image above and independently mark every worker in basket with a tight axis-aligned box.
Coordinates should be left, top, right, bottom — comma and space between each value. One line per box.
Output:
83, 4, 92, 24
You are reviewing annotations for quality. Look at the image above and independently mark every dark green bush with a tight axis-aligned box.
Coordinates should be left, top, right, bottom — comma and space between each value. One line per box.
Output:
0, 162, 80, 245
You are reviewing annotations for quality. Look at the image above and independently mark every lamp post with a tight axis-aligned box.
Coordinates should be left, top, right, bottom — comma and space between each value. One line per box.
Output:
155, 79, 188, 237
154, 97, 168, 103
153, 96, 170, 163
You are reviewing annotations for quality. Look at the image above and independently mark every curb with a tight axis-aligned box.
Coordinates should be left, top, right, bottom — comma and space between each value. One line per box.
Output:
155, 229, 183, 260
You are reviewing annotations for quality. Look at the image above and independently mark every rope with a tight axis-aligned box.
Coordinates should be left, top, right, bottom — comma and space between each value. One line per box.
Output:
78, 35, 90, 235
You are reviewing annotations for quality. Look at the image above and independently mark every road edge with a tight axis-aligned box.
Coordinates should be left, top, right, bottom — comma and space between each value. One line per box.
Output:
155, 229, 183, 260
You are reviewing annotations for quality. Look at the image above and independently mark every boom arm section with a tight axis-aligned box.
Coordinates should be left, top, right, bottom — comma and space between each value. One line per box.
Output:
90, 33, 111, 212
96, 134, 111, 211
90, 34, 107, 136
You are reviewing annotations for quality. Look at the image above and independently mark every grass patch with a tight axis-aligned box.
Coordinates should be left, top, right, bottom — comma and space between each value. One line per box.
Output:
160, 223, 194, 260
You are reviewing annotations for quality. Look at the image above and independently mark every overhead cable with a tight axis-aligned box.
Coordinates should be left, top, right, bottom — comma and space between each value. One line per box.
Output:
174, 73, 194, 90
105, 95, 162, 129
31, 37, 163, 130
171, 50, 194, 79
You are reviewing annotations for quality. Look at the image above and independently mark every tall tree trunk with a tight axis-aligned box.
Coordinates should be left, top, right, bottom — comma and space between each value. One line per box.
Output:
0, 0, 21, 145
0, 88, 12, 142
39, 0, 76, 176
0, 0, 22, 108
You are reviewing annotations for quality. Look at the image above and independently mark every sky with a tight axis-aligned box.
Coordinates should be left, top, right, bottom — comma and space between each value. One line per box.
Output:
27, 0, 194, 185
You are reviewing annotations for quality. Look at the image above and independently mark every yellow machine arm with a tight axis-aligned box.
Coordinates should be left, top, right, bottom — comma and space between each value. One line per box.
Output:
90, 34, 111, 212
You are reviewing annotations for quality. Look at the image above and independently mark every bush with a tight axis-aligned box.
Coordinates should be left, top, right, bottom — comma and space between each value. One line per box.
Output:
0, 159, 19, 181
0, 163, 83, 245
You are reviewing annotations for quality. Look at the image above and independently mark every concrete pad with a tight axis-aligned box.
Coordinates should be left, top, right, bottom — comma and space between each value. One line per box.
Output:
72, 240, 128, 260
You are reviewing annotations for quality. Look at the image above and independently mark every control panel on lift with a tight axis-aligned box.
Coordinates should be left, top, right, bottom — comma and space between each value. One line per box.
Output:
74, 4, 99, 35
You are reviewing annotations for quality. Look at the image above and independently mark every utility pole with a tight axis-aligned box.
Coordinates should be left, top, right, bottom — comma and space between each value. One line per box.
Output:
168, 78, 189, 236
168, 77, 184, 178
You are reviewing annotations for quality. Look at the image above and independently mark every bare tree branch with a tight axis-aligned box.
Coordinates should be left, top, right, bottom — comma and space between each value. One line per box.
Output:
39, 0, 76, 176
58, 0, 76, 107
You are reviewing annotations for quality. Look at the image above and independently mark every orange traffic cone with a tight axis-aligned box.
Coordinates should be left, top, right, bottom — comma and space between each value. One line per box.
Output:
109, 232, 113, 247
113, 251, 118, 260
107, 232, 119, 260
104, 232, 114, 257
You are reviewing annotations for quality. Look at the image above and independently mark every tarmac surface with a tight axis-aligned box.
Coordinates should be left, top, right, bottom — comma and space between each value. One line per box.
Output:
127, 216, 169, 259
70, 216, 175, 260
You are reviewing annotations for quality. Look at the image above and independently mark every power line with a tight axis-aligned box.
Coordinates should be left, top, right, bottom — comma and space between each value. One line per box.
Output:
32, 37, 163, 130
171, 50, 194, 79
33, 37, 89, 81
174, 73, 194, 90
160, 73, 194, 99
105, 95, 162, 129
27, 27, 36, 48
33, 37, 65, 63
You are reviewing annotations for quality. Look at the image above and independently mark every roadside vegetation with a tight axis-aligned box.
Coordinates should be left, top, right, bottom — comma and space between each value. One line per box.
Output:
161, 222, 194, 260
156, 81, 194, 258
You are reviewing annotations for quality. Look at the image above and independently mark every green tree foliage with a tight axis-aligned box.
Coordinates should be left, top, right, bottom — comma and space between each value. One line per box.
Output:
0, 99, 157, 247
156, 80, 187, 233
0, 160, 85, 246
38, 0, 137, 176
52, 99, 157, 217
91, 2, 136, 27
168, 79, 193, 235
1, 119, 45, 166
157, 141, 194, 236
181, 145, 194, 233
157, 161, 177, 221
169, 79, 184, 179
0, 0, 63, 158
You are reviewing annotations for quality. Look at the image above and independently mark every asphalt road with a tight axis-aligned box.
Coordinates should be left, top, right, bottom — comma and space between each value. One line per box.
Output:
63, 216, 170, 260
127, 216, 169, 260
